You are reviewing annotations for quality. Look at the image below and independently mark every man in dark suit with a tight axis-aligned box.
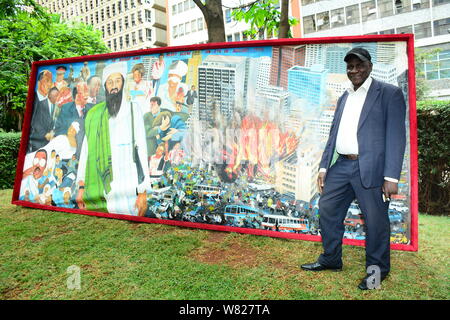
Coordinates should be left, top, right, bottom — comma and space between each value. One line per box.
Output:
54, 81, 91, 157
300, 48, 406, 290
29, 70, 55, 153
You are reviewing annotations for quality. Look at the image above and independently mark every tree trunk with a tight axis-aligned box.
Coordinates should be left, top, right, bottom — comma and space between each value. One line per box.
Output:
278, 0, 290, 39
193, 0, 226, 43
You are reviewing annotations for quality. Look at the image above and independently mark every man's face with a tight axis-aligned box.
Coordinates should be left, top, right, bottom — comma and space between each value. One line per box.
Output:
76, 82, 89, 105
150, 100, 160, 115
133, 70, 142, 83
105, 73, 124, 117
88, 77, 101, 98
48, 90, 59, 105
32, 151, 47, 180
38, 71, 53, 96
105, 73, 124, 94
168, 74, 181, 88
346, 56, 372, 90
56, 69, 65, 81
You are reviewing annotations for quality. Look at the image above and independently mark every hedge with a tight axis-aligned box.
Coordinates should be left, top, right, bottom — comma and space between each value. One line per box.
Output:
417, 100, 450, 216
0, 132, 21, 190
1, 100, 449, 215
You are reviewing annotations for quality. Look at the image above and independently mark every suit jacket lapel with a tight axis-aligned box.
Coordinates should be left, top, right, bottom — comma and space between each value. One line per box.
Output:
357, 78, 381, 131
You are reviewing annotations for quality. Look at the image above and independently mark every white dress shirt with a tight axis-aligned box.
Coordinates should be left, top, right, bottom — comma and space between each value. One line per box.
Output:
320, 77, 397, 183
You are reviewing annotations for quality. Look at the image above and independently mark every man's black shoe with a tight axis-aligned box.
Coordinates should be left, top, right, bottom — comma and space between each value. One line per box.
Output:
300, 261, 342, 272
358, 273, 388, 290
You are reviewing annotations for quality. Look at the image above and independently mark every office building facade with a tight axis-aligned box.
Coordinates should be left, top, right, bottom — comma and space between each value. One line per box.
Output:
37, 0, 168, 52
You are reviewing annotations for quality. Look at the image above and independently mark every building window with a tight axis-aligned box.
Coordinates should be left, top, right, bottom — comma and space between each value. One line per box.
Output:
412, 0, 430, 10
184, 0, 189, 11
361, 1, 377, 21
434, 17, 450, 35
303, 15, 316, 33
234, 32, 240, 41
345, 4, 361, 25
173, 25, 178, 38
379, 29, 395, 34
179, 23, 185, 36
227, 34, 233, 42
191, 20, 197, 32
414, 21, 432, 39
433, 0, 450, 5
316, 11, 330, 31
397, 25, 413, 33
145, 9, 151, 23
172, 4, 177, 15
225, 9, 232, 23
197, 18, 204, 31
131, 13, 136, 26
395, 0, 412, 14
146, 28, 152, 41
422, 49, 450, 79
185, 22, 191, 34
178, 2, 183, 13
301, 0, 314, 5
378, 0, 394, 18
330, 8, 345, 28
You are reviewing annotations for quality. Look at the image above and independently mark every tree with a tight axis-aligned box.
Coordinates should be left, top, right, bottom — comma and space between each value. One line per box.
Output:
0, 2, 109, 131
415, 47, 441, 101
231, 0, 298, 40
193, 0, 226, 43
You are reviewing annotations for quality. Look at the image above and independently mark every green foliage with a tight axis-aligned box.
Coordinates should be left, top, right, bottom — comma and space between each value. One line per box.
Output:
231, 0, 298, 40
416, 100, 450, 216
0, 132, 21, 189
0, 2, 109, 131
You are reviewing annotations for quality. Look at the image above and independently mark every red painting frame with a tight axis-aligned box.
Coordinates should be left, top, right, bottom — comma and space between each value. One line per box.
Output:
11, 34, 418, 252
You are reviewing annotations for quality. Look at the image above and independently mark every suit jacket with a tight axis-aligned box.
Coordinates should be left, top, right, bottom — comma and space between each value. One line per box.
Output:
29, 97, 54, 152
319, 78, 406, 188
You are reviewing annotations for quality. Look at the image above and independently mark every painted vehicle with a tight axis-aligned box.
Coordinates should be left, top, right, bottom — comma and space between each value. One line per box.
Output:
344, 213, 365, 229
390, 233, 408, 244
388, 210, 403, 223
223, 204, 261, 225
262, 214, 309, 233
193, 184, 221, 196
389, 201, 408, 213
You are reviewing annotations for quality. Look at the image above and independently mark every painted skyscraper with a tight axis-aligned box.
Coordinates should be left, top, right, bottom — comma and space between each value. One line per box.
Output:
287, 64, 328, 106
270, 45, 306, 90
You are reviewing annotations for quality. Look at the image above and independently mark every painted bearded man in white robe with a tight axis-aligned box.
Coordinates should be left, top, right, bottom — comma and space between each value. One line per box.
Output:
76, 62, 151, 216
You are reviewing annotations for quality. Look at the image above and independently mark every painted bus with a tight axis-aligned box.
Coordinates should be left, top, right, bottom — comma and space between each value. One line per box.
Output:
223, 204, 261, 225
262, 214, 310, 233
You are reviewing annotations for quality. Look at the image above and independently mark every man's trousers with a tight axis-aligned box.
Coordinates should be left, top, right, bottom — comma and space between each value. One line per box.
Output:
317, 155, 391, 276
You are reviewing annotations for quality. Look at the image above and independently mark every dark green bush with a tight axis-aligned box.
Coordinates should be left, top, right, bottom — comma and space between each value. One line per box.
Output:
417, 100, 450, 216
0, 132, 21, 190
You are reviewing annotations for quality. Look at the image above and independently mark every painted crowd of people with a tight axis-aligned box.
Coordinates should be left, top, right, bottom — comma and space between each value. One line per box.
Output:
20, 54, 198, 215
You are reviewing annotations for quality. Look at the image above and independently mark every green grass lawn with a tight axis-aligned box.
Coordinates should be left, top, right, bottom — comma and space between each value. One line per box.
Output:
1, 189, 448, 300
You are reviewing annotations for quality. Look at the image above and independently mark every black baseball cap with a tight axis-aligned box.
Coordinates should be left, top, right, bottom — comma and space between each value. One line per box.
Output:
344, 47, 372, 63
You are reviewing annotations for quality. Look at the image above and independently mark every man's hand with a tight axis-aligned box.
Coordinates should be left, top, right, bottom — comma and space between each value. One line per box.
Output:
76, 184, 86, 210
135, 192, 148, 217
317, 172, 326, 194
382, 180, 398, 201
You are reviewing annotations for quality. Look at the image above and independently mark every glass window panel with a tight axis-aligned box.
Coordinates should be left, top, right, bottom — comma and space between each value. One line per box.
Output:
412, 0, 430, 10
380, 28, 395, 34
433, 0, 450, 5
433, 18, 450, 36
397, 25, 413, 33
362, 1, 377, 21
440, 69, 450, 79
316, 11, 330, 30
303, 15, 316, 33
396, 0, 411, 14
426, 71, 439, 79
330, 8, 345, 28
414, 21, 432, 39
439, 50, 450, 59
378, 0, 394, 17
346, 4, 361, 25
